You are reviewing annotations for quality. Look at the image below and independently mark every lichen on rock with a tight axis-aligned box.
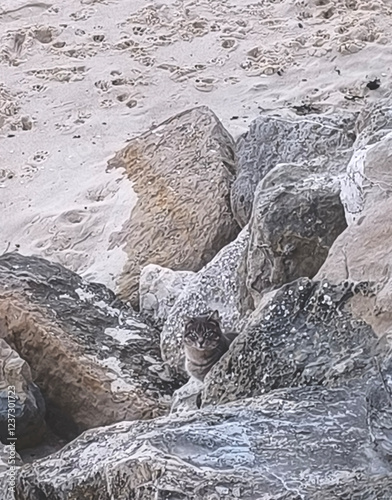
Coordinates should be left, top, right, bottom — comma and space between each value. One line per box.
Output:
202, 278, 382, 406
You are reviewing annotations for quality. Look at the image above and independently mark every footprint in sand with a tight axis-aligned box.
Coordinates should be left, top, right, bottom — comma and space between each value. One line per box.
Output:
27, 66, 87, 83
221, 38, 237, 50
100, 99, 115, 108
30, 151, 49, 164
32, 27, 59, 45
194, 77, 218, 92
116, 93, 128, 102
94, 80, 110, 92
70, 9, 94, 22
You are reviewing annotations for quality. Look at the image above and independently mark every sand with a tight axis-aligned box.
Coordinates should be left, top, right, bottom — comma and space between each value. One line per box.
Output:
1, 0, 392, 291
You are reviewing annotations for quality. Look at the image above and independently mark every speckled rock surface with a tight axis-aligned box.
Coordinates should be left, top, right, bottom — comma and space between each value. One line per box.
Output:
170, 377, 204, 415
109, 106, 239, 306
0, 253, 182, 439
160, 227, 251, 373
341, 101, 392, 224
139, 264, 195, 327
202, 278, 381, 406
13, 372, 392, 500
0, 339, 46, 449
316, 197, 392, 339
245, 167, 347, 306
231, 112, 356, 226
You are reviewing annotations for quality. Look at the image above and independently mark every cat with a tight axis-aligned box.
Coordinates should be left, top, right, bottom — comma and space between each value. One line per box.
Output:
183, 310, 237, 381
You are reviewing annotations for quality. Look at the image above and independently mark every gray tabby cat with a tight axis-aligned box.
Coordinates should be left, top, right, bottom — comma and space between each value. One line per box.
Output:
183, 310, 236, 381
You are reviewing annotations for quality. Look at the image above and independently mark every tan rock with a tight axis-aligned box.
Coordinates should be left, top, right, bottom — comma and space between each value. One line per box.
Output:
109, 106, 239, 305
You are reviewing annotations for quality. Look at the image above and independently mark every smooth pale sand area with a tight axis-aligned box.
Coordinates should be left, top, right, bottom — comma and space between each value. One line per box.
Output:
1, 0, 392, 290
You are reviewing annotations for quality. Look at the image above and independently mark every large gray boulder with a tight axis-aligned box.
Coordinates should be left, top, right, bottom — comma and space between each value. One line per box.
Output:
110, 106, 240, 306
0, 253, 181, 439
160, 227, 251, 373
13, 373, 392, 499
245, 165, 347, 306
202, 278, 381, 407
231, 112, 356, 226
0, 339, 46, 449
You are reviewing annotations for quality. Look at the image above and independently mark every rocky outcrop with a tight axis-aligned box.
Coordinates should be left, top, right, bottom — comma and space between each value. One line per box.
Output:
160, 227, 251, 373
202, 278, 381, 406
0, 340, 46, 449
109, 106, 240, 306
245, 165, 347, 306
13, 369, 392, 499
231, 112, 356, 226
139, 264, 195, 327
0, 253, 182, 440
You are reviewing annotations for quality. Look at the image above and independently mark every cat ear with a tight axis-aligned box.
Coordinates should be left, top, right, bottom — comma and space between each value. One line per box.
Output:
209, 310, 220, 322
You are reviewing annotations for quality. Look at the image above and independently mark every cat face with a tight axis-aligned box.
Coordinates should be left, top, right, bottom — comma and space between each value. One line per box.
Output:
183, 311, 222, 351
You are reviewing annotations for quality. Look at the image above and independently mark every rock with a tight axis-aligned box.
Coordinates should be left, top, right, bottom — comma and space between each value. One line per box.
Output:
320, 101, 392, 350
202, 278, 381, 407
13, 374, 392, 499
109, 106, 240, 305
0, 253, 182, 440
341, 104, 392, 224
170, 377, 204, 414
316, 198, 392, 338
231, 112, 356, 226
245, 166, 347, 306
354, 99, 392, 149
139, 264, 195, 327
160, 227, 251, 373
0, 339, 46, 449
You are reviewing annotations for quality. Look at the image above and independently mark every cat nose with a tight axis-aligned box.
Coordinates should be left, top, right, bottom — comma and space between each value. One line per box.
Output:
198, 340, 204, 348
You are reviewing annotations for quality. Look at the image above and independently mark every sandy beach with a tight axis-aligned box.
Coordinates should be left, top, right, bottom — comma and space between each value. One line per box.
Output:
1, 0, 392, 290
